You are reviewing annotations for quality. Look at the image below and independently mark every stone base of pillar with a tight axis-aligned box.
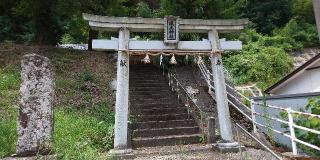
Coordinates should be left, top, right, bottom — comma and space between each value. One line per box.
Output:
108, 149, 134, 159
213, 142, 245, 153
4, 154, 57, 160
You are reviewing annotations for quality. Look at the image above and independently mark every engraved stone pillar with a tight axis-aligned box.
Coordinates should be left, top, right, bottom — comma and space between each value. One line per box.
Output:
17, 54, 54, 156
208, 30, 234, 142
113, 28, 130, 150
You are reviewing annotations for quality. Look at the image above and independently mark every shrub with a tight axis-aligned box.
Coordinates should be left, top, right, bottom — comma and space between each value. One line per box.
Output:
280, 97, 320, 157
295, 97, 320, 157
273, 19, 319, 49
224, 39, 293, 89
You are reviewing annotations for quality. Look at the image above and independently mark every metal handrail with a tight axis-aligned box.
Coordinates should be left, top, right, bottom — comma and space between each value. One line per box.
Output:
167, 71, 209, 118
161, 63, 212, 136
196, 56, 320, 155
236, 123, 283, 160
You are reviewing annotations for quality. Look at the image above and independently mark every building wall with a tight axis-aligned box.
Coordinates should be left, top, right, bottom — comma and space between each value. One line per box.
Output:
274, 60, 320, 95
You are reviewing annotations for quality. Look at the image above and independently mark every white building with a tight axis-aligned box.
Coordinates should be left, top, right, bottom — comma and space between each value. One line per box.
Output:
265, 53, 320, 95
251, 53, 320, 150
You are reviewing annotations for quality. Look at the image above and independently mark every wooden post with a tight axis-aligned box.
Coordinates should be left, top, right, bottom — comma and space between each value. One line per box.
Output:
114, 27, 130, 150
207, 117, 216, 143
208, 30, 234, 142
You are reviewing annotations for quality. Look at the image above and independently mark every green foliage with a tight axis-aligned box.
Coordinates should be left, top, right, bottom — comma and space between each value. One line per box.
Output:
0, 116, 17, 158
0, 68, 20, 90
54, 104, 114, 159
246, 0, 293, 34
273, 18, 319, 48
60, 34, 76, 44
294, 97, 320, 157
292, 0, 315, 23
224, 29, 293, 89
0, 67, 20, 158
280, 97, 320, 157
136, 2, 152, 18
0, 0, 319, 45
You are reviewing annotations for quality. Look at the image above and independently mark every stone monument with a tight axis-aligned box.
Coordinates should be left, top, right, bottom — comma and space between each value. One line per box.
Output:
16, 54, 54, 157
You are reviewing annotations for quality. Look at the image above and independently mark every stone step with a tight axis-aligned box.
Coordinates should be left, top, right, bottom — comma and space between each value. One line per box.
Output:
134, 113, 191, 122
132, 134, 202, 148
130, 75, 163, 77
130, 80, 164, 83
130, 86, 170, 90
133, 127, 200, 138
130, 83, 169, 87
130, 78, 166, 82
129, 65, 202, 148
131, 100, 181, 105
130, 88, 169, 92
132, 120, 197, 130
130, 90, 173, 95
130, 97, 175, 101
131, 103, 182, 109
130, 95, 173, 99
131, 107, 188, 115
130, 102, 179, 108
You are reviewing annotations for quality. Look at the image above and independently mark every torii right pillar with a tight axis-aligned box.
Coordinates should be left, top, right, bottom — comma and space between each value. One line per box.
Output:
208, 30, 234, 143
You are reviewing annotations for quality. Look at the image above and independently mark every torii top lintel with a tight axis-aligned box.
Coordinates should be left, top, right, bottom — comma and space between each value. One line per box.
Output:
83, 13, 248, 33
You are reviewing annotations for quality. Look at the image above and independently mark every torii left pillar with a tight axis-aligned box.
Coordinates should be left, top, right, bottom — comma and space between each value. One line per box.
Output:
111, 27, 132, 156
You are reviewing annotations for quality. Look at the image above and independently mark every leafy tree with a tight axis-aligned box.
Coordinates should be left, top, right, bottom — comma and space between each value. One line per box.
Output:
245, 0, 293, 34
12, 0, 61, 44
273, 18, 319, 48
292, 0, 315, 23
136, 2, 153, 18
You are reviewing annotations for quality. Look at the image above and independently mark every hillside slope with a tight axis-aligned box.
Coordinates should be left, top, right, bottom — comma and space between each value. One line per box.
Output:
0, 43, 116, 159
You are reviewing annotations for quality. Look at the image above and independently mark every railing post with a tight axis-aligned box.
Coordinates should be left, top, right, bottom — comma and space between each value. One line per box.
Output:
287, 108, 298, 155
176, 82, 180, 103
162, 64, 164, 76
250, 100, 258, 134
171, 77, 174, 91
168, 72, 171, 86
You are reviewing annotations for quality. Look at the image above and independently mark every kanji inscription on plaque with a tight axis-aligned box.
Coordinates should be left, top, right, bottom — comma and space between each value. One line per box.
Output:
164, 16, 179, 44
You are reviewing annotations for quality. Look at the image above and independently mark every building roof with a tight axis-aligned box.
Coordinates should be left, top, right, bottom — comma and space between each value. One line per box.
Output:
265, 53, 320, 94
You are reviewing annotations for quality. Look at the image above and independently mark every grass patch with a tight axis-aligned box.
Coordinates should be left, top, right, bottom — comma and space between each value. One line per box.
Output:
0, 115, 17, 158
54, 103, 114, 160
0, 67, 20, 158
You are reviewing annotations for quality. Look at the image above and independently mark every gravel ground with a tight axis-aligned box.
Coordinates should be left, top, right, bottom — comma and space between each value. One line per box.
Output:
134, 144, 279, 160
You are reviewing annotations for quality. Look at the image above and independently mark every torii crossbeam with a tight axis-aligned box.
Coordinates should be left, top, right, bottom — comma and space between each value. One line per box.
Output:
83, 13, 248, 154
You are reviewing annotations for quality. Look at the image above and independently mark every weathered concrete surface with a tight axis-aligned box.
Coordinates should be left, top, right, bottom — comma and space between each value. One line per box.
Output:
113, 28, 130, 150
83, 13, 248, 33
2, 155, 57, 160
209, 30, 234, 142
133, 144, 279, 160
16, 54, 54, 156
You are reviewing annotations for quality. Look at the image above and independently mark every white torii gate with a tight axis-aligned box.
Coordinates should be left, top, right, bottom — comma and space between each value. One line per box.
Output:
83, 13, 248, 154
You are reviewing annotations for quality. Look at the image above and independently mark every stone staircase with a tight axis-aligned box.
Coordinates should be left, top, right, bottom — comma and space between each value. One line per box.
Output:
129, 65, 202, 148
